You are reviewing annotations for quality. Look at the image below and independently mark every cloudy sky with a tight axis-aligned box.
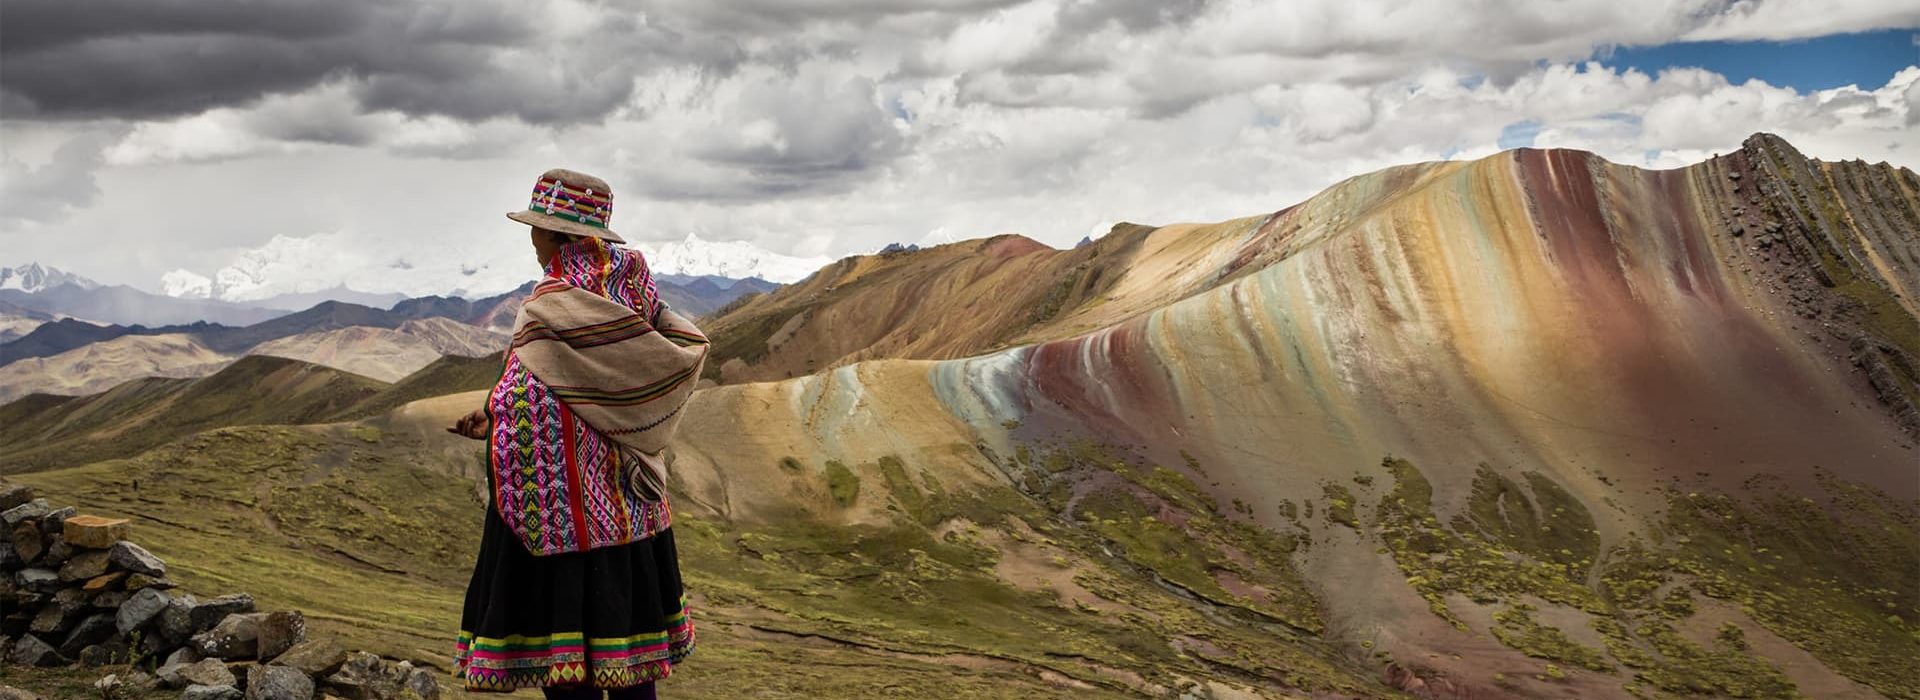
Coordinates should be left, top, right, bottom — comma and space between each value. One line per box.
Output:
2, 0, 1917, 299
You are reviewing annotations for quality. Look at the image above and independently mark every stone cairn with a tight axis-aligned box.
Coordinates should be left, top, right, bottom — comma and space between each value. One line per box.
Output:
0, 481, 444, 700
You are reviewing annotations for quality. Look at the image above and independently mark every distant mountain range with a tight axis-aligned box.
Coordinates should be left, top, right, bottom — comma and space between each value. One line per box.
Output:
2, 264, 784, 338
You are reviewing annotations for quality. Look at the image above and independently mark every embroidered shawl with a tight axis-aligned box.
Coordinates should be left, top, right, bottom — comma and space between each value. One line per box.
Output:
487, 238, 709, 556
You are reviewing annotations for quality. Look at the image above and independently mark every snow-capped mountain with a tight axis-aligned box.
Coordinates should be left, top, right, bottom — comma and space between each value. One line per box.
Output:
1, 263, 99, 293
160, 269, 214, 299
633, 233, 833, 284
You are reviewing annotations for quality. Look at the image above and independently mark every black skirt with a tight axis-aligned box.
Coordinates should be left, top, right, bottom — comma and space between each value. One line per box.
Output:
453, 500, 695, 691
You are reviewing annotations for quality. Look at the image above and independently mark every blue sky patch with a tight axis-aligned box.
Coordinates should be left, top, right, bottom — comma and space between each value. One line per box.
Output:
1597, 29, 1918, 92
1498, 120, 1543, 149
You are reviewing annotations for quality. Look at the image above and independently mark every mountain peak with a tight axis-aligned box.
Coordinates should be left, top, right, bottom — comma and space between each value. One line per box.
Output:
0, 263, 99, 293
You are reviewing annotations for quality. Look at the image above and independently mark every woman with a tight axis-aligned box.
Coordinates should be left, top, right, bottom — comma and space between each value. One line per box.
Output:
447, 168, 706, 699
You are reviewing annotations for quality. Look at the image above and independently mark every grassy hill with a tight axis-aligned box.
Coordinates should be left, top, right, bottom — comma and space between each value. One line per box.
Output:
0, 355, 389, 473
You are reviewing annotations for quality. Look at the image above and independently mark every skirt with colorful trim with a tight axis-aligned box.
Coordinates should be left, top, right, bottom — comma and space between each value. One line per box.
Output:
454, 504, 694, 691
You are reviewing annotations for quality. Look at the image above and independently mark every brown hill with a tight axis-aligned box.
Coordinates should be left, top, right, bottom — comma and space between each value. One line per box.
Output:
0, 354, 388, 473
0, 333, 230, 404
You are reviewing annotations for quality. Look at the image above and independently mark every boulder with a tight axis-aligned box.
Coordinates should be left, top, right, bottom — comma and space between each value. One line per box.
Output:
0, 499, 50, 526
189, 594, 258, 631
270, 638, 346, 677
194, 612, 265, 660
108, 541, 167, 576
9, 523, 43, 564
321, 652, 405, 700
0, 540, 17, 570
183, 686, 245, 700
397, 661, 442, 700
163, 645, 205, 668
85, 570, 129, 592
62, 515, 130, 549
256, 611, 306, 660
78, 642, 122, 667
28, 602, 79, 635
8, 633, 65, 666
60, 549, 112, 581
167, 657, 239, 689
0, 483, 33, 511
15, 568, 60, 592
157, 594, 203, 644
125, 572, 176, 591
246, 664, 315, 700
38, 539, 70, 568
0, 686, 39, 700
58, 612, 116, 656
93, 589, 132, 610
41, 507, 75, 533
116, 586, 172, 634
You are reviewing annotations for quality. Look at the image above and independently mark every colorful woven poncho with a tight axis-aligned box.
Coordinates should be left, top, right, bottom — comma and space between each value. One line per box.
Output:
485, 237, 709, 556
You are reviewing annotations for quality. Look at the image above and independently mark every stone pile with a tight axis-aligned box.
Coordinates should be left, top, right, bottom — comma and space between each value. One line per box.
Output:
1, 481, 443, 700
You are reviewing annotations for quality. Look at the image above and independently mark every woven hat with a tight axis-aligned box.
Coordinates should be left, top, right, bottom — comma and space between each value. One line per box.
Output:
506, 168, 625, 244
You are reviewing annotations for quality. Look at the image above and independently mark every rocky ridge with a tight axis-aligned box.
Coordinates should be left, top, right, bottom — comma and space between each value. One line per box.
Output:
0, 480, 442, 700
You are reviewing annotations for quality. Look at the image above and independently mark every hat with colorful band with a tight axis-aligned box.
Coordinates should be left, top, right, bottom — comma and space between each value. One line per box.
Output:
505, 168, 624, 244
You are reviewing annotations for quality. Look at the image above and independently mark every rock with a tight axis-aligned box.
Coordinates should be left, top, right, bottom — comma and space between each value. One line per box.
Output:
79, 642, 121, 667
163, 645, 204, 668
59, 612, 117, 656
117, 587, 172, 634
194, 612, 264, 660
189, 594, 257, 632
93, 589, 132, 610
54, 585, 93, 606
0, 686, 39, 700
39, 539, 71, 568
322, 652, 404, 700
157, 594, 203, 644
94, 674, 125, 700
0, 540, 17, 569
270, 638, 346, 677
1728, 170, 1743, 180
109, 541, 167, 577
123, 670, 161, 693
183, 686, 245, 700
1, 499, 50, 526
0, 483, 33, 511
28, 601, 78, 635
85, 570, 129, 592
246, 664, 315, 700
42, 507, 75, 533
10, 523, 44, 564
125, 573, 176, 591
16, 568, 60, 592
9, 633, 65, 666
62, 549, 113, 581
155, 647, 202, 685
167, 658, 239, 689
256, 611, 305, 660
397, 661, 441, 700
62, 515, 131, 549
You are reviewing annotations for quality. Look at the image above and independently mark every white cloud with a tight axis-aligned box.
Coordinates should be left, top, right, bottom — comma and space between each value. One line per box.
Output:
4, 1, 1918, 293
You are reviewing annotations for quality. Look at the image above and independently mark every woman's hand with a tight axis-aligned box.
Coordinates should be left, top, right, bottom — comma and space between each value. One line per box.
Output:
447, 408, 489, 440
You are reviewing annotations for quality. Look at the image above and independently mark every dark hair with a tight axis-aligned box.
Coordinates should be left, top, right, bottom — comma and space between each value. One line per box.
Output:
538, 227, 589, 246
